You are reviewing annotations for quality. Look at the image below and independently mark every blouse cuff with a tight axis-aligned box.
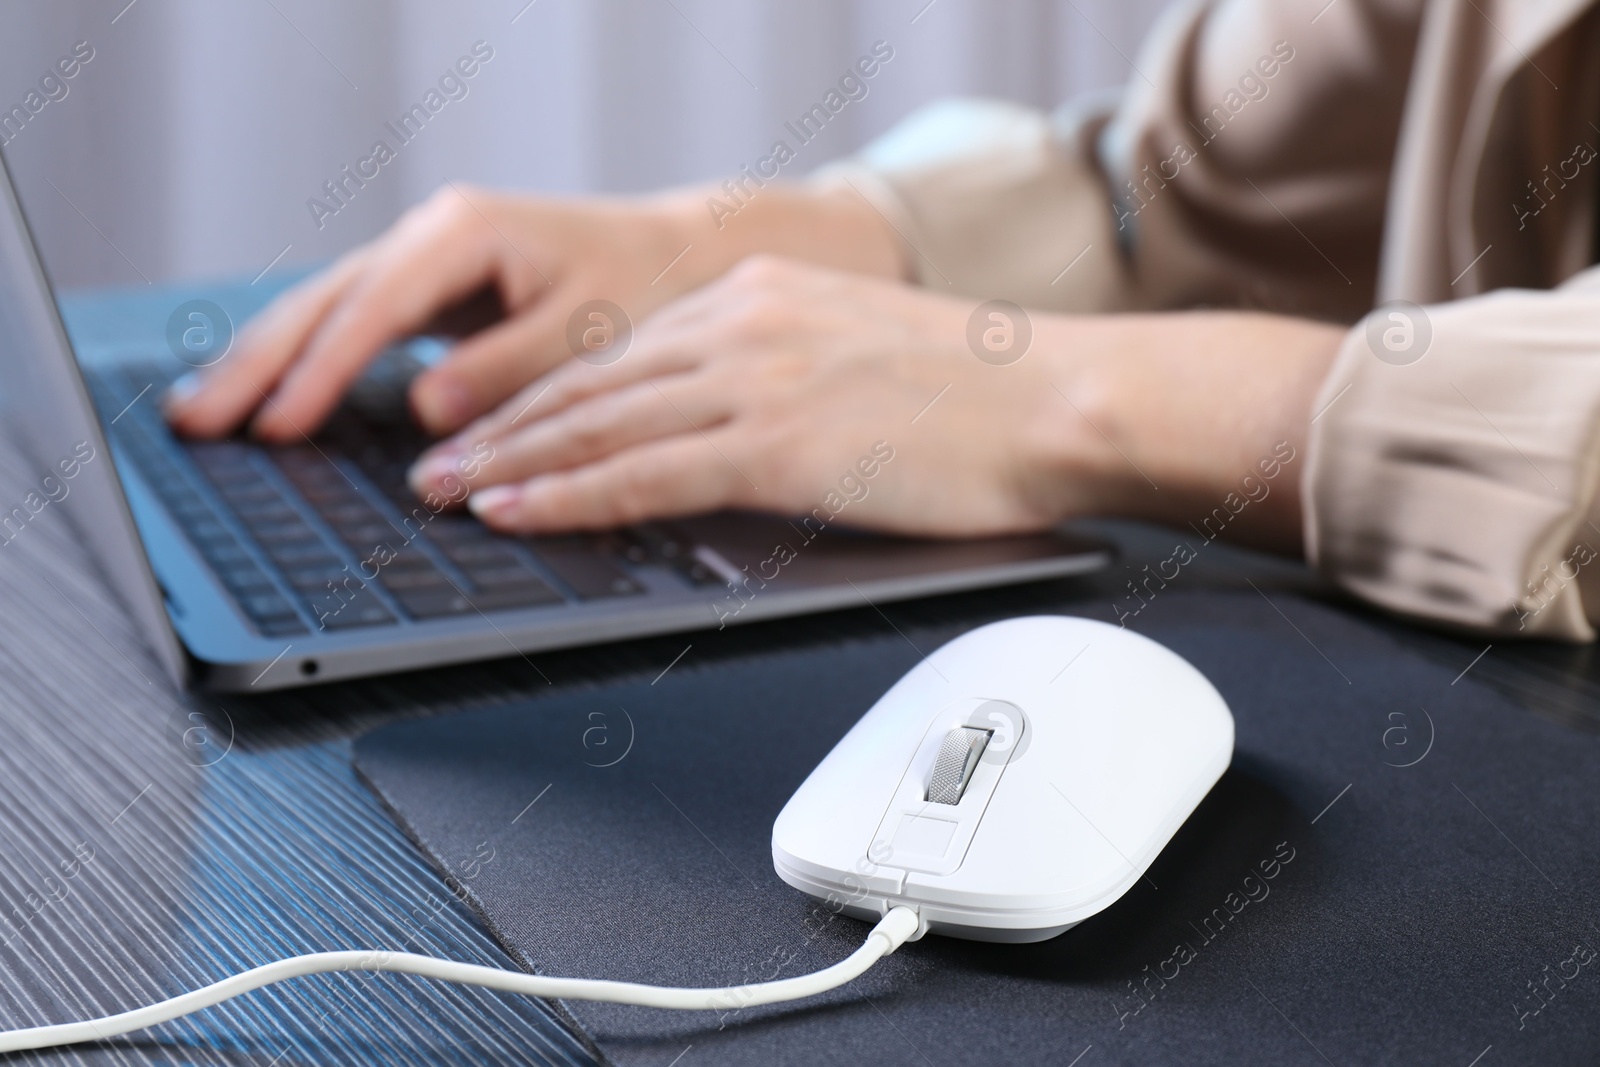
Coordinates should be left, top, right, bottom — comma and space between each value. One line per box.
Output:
1303, 269, 1600, 640
810, 96, 1130, 313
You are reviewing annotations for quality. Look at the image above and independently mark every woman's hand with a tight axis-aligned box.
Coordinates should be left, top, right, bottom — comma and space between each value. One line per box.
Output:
410, 256, 1108, 537
411, 257, 1345, 552
162, 184, 905, 442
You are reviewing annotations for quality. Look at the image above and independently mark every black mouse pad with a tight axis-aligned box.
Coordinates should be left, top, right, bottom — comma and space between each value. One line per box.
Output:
353, 590, 1600, 1065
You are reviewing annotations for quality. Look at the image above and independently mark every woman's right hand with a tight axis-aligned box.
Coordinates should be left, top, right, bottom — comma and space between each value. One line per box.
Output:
162, 182, 905, 444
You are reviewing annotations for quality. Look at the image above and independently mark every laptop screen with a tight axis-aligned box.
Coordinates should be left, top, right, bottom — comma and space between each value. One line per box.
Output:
0, 144, 189, 687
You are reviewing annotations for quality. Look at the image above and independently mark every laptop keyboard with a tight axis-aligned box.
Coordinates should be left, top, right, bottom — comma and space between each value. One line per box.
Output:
87, 362, 726, 637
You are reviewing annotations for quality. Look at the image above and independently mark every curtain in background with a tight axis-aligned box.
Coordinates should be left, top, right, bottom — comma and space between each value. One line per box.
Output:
0, 0, 1169, 289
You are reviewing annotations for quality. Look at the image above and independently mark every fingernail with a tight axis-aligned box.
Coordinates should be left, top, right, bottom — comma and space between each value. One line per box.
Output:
162, 372, 202, 413
408, 450, 464, 494
413, 378, 472, 433
468, 485, 521, 523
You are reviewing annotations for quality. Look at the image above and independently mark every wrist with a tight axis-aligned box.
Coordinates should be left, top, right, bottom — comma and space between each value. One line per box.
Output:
1027, 312, 1343, 553
1015, 316, 1154, 524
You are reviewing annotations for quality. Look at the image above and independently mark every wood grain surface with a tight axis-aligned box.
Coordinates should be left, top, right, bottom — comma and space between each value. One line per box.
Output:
0, 429, 598, 1066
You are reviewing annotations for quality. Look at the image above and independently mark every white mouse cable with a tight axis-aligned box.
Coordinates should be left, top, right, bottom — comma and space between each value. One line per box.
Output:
0, 907, 921, 1053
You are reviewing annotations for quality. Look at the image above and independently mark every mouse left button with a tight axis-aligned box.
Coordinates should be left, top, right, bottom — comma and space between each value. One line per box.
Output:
926, 727, 991, 804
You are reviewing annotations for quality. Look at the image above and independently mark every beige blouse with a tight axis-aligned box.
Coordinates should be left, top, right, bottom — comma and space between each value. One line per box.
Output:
826, 0, 1600, 640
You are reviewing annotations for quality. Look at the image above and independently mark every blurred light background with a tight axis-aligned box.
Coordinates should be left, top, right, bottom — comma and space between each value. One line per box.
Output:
0, 0, 1168, 289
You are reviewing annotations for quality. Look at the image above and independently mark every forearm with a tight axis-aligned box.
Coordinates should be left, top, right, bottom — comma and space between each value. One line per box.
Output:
1044, 311, 1346, 555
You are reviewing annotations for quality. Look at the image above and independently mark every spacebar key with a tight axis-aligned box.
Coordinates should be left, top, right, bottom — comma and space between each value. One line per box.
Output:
397, 580, 562, 619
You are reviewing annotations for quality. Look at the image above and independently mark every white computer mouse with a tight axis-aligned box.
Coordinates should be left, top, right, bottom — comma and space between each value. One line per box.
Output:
771, 615, 1234, 942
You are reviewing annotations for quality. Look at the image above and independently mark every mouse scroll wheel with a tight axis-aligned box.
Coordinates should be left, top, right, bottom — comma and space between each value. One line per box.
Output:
926, 727, 992, 805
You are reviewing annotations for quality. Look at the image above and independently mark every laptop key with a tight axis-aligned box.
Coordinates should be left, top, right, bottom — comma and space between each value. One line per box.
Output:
239, 592, 299, 621
188, 442, 256, 471
185, 519, 236, 546
200, 542, 253, 568
283, 564, 357, 592
392, 589, 477, 619
256, 616, 310, 637
377, 568, 452, 592
309, 590, 396, 630
217, 484, 282, 509
230, 500, 301, 524
336, 522, 406, 550
443, 542, 521, 567
469, 580, 564, 609
379, 549, 440, 573
320, 501, 387, 527
263, 542, 341, 568
295, 484, 365, 508
217, 566, 276, 594
165, 496, 215, 522
281, 469, 350, 496
463, 564, 546, 589
246, 520, 318, 544
271, 448, 331, 473
421, 518, 486, 543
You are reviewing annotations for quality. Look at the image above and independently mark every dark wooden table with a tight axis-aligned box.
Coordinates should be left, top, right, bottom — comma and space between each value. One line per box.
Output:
0, 426, 599, 1066
0, 408, 1593, 1066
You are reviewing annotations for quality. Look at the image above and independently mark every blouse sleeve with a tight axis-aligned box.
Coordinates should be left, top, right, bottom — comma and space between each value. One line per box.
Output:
815, 0, 1424, 322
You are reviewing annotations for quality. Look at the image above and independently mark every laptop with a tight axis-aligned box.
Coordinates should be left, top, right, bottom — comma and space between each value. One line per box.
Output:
0, 149, 1111, 692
